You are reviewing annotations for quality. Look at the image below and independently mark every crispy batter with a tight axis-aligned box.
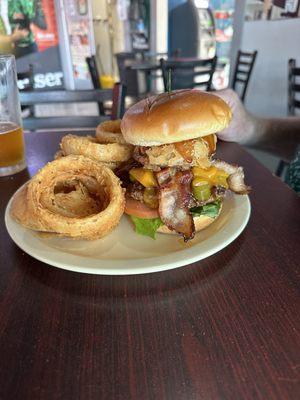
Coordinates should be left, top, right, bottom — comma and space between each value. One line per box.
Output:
96, 119, 127, 144
10, 155, 125, 240
54, 148, 121, 171
60, 134, 133, 163
212, 159, 251, 194
54, 150, 64, 160
134, 138, 211, 169
43, 180, 100, 218
10, 184, 45, 231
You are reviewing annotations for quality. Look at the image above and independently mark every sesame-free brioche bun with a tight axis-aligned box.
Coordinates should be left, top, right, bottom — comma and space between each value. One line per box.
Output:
157, 204, 222, 235
121, 89, 232, 146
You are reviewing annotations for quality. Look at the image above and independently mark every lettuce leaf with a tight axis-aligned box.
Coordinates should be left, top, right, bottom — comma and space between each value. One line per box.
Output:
130, 216, 163, 239
130, 201, 221, 239
190, 201, 221, 219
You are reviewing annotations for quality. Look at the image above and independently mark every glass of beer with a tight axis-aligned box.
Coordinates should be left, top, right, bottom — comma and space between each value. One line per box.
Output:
0, 54, 26, 176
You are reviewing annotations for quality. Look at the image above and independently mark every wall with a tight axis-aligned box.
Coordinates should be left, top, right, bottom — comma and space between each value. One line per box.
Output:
168, 0, 186, 11
91, 1, 111, 76
91, 1, 129, 77
150, 0, 168, 54
241, 18, 300, 117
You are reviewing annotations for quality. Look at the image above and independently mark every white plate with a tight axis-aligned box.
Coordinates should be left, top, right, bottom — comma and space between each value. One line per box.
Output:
5, 186, 251, 275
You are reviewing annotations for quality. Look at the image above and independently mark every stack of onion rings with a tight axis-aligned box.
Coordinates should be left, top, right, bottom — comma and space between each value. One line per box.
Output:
57, 120, 132, 169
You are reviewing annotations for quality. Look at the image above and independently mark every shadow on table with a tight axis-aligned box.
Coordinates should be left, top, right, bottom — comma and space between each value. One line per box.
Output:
0, 168, 30, 195
15, 233, 247, 308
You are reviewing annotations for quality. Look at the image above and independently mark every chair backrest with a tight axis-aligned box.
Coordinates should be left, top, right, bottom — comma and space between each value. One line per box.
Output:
232, 50, 257, 102
86, 55, 105, 115
111, 83, 126, 122
160, 57, 217, 92
86, 55, 101, 89
288, 58, 300, 116
115, 52, 140, 97
20, 83, 126, 131
275, 58, 299, 177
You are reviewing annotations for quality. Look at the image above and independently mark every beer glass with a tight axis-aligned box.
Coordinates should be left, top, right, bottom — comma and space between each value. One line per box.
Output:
0, 55, 26, 176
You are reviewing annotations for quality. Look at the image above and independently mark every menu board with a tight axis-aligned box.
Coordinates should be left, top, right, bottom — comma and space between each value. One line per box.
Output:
63, 0, 94, 82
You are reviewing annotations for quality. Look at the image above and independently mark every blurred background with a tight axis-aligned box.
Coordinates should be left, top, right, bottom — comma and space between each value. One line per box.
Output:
1, 0, 299, 172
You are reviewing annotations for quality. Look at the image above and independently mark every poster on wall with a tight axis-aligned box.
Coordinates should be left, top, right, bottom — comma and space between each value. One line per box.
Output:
0, 0, 63, 89
63, 0, 94, 83
245, 0, 300, 21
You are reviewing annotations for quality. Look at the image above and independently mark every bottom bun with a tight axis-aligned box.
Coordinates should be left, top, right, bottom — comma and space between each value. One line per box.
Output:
157, 205, 222, 235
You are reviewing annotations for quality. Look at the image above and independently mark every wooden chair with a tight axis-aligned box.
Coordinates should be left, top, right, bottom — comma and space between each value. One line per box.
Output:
160, 57, 217, 92
276, 58, 300, 176
115, 52, 141, 98
20, 83, 126, 131
231, 50, 257, 102
86, 55, 105, 115
288, 58, 300, 115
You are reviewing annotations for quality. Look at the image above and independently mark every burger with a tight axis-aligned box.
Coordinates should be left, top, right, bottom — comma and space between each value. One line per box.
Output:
119, 89, 250, 241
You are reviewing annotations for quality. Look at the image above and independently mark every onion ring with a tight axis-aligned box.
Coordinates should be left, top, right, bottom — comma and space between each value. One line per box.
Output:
54, 150, 64, 159
60, 134, 132, 163
10, 155, 125, 240
96, 119, 127, 144
54, 148, 121, 171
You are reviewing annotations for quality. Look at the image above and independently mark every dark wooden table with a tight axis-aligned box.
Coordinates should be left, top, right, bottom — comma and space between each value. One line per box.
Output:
125, 59, 161, 71
125, 57, 222, 71
125, 58, 224, 94
0, 131, 300, 400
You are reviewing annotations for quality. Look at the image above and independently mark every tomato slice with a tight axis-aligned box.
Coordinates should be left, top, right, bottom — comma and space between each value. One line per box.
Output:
125, 197, 159, 219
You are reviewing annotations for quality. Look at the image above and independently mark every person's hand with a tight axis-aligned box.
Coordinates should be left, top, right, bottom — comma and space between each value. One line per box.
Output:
213, 89, 257, 145
11, 26, 29, 42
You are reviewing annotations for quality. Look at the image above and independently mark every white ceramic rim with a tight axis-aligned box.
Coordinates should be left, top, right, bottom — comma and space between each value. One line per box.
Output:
5, 187, 251, 275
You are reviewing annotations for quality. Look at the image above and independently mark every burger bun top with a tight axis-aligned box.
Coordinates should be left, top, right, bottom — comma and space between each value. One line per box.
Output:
121, 89, 232, 146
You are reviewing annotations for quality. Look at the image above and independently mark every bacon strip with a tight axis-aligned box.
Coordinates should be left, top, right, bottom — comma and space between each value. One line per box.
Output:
156, 167, 173, 186
212, 159, 251, 194
156, 168, 195, 241
133, 146, 149, 166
